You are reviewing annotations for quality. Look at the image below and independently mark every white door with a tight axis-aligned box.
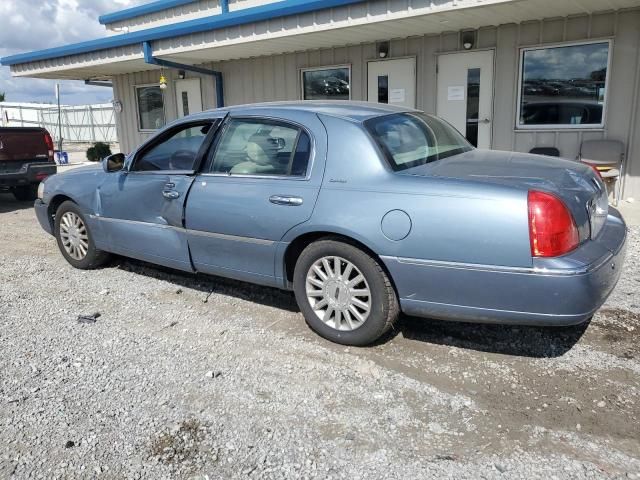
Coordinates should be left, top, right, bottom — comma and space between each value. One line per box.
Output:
175, 78, 203, 117
437, 50, 494, 149
367, 58, 416, 108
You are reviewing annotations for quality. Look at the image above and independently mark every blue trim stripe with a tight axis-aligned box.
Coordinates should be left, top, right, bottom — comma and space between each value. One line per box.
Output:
1, 0, 365, 66
99, 0, 198, 25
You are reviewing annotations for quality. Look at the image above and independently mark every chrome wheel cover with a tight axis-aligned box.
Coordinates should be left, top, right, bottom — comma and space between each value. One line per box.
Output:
59, 212, 89, 261
306, 256, 372, 331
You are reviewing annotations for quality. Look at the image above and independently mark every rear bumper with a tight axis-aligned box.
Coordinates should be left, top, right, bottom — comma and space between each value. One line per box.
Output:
383, 211, 627, 326
0, 163, 56, 188
34, 199, 53, 235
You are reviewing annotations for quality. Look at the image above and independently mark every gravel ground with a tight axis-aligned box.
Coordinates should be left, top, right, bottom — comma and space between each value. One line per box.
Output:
0, 193, 639, 479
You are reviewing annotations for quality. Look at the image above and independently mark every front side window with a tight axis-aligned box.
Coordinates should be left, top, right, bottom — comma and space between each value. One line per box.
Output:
136, 85, 166, 131
365, 113, 472, 171
210, 119, 311, 177
302, 66, 351, 101
518, 41, 610, 128
133, 123, 211, 172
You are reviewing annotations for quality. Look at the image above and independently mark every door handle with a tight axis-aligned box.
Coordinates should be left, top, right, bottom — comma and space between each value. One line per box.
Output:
269, 195, 303, 206
479, 118, 491, 124
163, 190, 180, 200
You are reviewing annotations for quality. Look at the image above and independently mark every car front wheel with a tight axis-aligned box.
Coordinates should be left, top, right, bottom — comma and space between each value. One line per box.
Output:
293, 239, 399, 346
54, 200, 110, 269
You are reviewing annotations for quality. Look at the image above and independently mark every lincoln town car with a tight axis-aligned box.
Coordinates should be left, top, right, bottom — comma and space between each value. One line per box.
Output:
34, 102, 627, 345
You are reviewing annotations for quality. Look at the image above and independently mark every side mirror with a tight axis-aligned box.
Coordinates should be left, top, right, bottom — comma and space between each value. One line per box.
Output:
103, 153, 126, 173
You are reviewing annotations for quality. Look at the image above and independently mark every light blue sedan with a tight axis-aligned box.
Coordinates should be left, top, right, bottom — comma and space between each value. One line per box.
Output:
34, 102, 627, 345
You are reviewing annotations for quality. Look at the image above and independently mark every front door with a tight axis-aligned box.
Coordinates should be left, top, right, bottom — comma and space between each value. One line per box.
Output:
96, 121, 217, 271
367, 58, 416, 108
185, 112, 327, 286
175, 78, 203, 117
437, 50, 494, 149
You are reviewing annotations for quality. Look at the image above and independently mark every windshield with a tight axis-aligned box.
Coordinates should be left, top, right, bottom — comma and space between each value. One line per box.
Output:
365, 112, 472, 171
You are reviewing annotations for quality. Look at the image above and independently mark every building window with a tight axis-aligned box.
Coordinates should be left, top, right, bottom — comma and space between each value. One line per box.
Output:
136, 85, 166, 131
301, 66, 351, 101
517, 41, 611, 129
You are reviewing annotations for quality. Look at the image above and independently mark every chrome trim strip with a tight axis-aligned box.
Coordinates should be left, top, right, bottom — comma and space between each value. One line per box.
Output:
91, 215, 275, 245
382, 254, 614, 277
186, 229, 274, 246
90, 215, 173, 229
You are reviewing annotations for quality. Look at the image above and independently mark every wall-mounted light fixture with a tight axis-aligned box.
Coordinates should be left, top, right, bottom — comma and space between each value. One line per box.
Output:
159, 73, 168, 90
178, 70, 186, 79
462, 31, 476, 50
377, 41, 390, 59
112, 100, 123, 113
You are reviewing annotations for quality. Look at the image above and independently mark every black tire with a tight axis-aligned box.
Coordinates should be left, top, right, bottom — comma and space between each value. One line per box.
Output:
293, 239, 399, 346
54, 200, 111, 269
13, 184, 38, 202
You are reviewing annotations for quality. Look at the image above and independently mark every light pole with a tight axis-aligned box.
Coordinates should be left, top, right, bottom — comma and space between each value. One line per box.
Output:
55, 83, 63, 152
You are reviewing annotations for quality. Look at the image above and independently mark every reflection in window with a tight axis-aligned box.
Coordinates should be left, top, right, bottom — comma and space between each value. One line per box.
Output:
133, 124, 210, 171
378, 75, 389, 104
302, 67, 350, 101
519, 42, 609, 128
211, 119, 310, 176
466, 68, 480, 147
136, 85, 166, 131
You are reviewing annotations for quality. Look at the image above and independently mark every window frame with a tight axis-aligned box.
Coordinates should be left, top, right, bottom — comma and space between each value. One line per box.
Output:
135, 83, 167, 133
203, 115, 315, 181
515, 39, 613, 131
129, 119, 220, 175
300, 64, 352, 101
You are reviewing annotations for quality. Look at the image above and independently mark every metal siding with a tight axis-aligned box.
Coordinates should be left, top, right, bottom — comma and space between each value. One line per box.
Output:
108, 9, 640, 201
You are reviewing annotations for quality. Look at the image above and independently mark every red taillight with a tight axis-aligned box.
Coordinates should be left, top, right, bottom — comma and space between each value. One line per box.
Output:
35, 173, 49, 181
43, 131, 54, 162
528, 190, 579, 257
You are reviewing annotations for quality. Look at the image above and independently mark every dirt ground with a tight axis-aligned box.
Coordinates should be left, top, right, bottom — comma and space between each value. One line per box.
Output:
0, 193, 639, 479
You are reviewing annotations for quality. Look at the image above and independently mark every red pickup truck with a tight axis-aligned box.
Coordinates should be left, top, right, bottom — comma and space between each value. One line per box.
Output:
0, 127, 57, 201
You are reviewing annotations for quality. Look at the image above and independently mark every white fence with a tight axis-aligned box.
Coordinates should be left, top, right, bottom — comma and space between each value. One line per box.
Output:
0, 102, 117, 144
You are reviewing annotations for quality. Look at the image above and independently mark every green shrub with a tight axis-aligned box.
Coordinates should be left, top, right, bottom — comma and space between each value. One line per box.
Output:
86, 142, 112, 162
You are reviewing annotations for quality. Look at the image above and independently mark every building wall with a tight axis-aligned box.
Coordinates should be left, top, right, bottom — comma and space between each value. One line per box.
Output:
112, 9, 640, 198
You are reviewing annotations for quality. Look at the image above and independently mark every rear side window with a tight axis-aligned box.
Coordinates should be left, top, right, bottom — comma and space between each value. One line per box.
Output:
209, 119, 311, 177
365, 113, 471, 171
133, 123, 211, 172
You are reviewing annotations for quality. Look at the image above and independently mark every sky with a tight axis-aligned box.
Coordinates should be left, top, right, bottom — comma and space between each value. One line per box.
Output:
0, 0, 147, 105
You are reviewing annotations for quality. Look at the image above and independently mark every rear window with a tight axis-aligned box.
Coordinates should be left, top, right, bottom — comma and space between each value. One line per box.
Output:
365, 113, 472, 171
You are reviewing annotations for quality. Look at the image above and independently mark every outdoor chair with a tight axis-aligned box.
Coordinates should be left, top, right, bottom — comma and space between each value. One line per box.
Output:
578, 140, 625, 206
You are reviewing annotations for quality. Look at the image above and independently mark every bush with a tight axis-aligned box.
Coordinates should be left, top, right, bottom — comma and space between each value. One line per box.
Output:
86, 142, 112, 162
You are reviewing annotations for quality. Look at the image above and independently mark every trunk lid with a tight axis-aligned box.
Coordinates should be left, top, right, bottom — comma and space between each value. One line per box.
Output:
400, 149, 609, 242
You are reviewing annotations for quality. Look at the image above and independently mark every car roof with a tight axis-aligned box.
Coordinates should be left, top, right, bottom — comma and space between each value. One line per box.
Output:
191, 101, 418, 123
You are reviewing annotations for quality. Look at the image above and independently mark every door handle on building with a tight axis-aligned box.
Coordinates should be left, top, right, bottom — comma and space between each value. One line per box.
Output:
479, 118, 491, 124
269, 195, 303, 206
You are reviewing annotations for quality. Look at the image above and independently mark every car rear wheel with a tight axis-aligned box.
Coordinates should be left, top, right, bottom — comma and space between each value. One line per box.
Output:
54, 200, 110, 269
13, 185, 38, 202
293, 239, 399, 346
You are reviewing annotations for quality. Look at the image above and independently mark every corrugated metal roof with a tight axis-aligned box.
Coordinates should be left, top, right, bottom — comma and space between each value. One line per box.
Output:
99, 0, 200, 25
0, 0, 365, 66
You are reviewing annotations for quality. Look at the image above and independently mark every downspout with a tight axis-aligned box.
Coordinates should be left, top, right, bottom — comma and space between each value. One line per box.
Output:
142, 41, 225, 108
220, 0, 229, 14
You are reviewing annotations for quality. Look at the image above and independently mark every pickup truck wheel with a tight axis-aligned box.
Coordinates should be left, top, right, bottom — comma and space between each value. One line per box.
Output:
293, 239, 399, 346
54, 201, 110, 269
13, 185, 38, 202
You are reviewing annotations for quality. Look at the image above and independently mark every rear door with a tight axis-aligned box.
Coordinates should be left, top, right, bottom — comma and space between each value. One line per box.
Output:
97, 120, 219, 271
185, 111, 327, 286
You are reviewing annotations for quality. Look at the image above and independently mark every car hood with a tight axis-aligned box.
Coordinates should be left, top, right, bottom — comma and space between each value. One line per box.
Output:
400, 149, 607, 240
